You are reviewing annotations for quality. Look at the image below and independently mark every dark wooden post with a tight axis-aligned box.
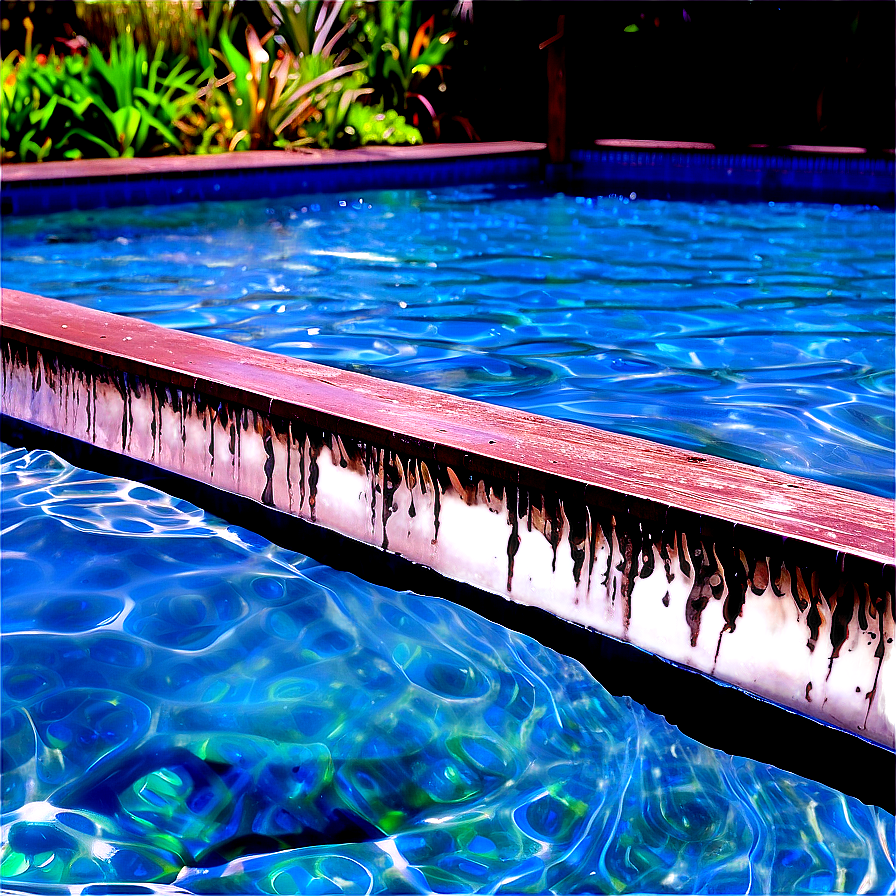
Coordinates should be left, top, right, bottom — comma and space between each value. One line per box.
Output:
540, 15, 567, 163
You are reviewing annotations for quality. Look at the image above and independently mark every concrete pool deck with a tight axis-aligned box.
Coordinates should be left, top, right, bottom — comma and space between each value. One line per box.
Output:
3, 288, 894, 751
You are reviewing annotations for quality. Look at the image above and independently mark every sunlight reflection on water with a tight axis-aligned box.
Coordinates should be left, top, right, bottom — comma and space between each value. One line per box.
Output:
1, 445, 894, 894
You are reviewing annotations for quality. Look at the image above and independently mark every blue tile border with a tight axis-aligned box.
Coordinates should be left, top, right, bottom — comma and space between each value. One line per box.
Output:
570, 148, 895, 206
3, 146, 893, 215
0, 152, 545, 216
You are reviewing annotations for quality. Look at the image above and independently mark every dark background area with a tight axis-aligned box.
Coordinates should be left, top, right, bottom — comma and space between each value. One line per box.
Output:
445, 1, 896, 150
3, 0, 894, 150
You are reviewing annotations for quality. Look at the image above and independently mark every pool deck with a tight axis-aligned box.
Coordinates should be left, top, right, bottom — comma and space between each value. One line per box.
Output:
3, 288, 894, 750
0, 141, 548, 181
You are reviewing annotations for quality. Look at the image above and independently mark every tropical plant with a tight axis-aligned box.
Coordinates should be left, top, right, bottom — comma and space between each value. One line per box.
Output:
77, 31, 209, 157
262, 0, 356, 59
198, 6, 422, 152
3, 1, 426, 161
2, 48, 86, 161
347, 1, 455, 120
196, 22, 368, 151
1, 23, 210, 161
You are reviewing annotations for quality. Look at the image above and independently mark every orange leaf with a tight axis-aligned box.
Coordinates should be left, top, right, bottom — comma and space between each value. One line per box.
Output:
410, 16, 434, 60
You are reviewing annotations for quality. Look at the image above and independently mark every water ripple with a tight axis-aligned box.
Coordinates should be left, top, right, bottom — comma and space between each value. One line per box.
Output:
1, 445, 893, 894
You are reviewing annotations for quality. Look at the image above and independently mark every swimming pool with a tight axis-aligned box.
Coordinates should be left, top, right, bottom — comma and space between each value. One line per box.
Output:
1, 186, 893, 498
2, 162, 894, 893
2, 443, 894, 894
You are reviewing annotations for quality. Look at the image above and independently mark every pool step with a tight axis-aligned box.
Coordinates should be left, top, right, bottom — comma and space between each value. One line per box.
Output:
2, 287, 894, 749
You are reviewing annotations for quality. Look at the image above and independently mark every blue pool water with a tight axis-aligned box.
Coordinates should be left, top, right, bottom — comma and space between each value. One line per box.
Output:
1, 187, 893, 497
2, 443, 894, 894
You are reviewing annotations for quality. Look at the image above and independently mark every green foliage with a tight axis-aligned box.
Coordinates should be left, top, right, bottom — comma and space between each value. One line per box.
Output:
81, 32, 208, 156
347, 0, 455, 113
1, 28, 209, 162
345, 104, 422, 146
3, 1, 431, 162
191, 21, 369, 152
1, 49, 90, 162
262, 0, 355, 59
197, 5, 422, 153
292, 78, 422, 149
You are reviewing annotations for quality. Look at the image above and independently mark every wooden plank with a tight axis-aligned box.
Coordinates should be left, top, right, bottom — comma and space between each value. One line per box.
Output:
2, 287, 893, 565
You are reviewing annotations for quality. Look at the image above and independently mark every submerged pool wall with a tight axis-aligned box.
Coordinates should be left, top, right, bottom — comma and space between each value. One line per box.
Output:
3, 288, 894, 751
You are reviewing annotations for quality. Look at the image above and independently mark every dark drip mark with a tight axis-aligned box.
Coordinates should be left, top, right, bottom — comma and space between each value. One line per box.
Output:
91, 375, 98, 444
567, 500, 587, 589
261, 433, 275, 507
203, 405, 221, 479
180, 391, 187, 467
857, 585, 869, 631
586, 505, 599, 593
720, 545, 747, 633
432, 466, 441, 544
546, 497, 563, 574
285, 423, 293, 512
712, 543, 746, 668
237, 411, 247, 482
616, 527, 637, 634
805, 682, 813, 702
407, 458, 417, 520
659, 537, 674, 584
157, 386, 165, 460
150, 386, 157, 460
662, 593, 670, 607
507, 485, 520, 593
84, 373, 91, 439
639, 537, 655, 580
827, 582, 853, 677
805, 568, 824, 653
31, 352, 41, 394
308, 435, 321, 523
229, 422, 237, 464
124, 372, 133, 451
381, 451, 401, 551
299, 429, 307, 515
1, 345, 7, 393
117, 371, 130, 454
863, 596, 888, 729
370, 448, 379, 535
602, 518, 615, 592
684, 537, 714, 648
